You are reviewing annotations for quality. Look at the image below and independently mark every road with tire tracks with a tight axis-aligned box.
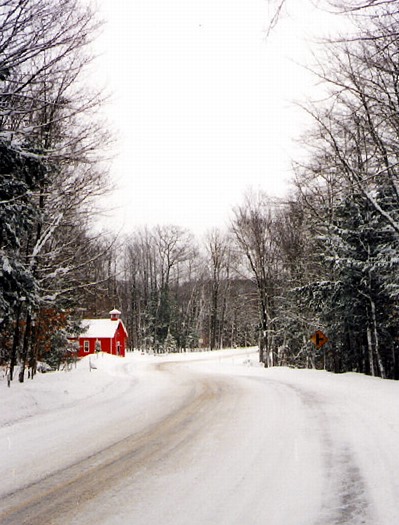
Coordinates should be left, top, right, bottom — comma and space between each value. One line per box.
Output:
0, 352, 394, 524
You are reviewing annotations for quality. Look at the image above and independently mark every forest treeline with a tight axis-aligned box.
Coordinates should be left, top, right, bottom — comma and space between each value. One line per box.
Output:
1, 0, 399, 381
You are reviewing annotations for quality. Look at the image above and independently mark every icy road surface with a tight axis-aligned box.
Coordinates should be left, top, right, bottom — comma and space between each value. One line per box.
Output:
1, 349, 399, 524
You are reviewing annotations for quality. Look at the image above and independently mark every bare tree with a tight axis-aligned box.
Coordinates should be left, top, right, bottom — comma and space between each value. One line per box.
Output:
204, 229, 233, 350
152, 225, 195, 350
120, 226, 198, 353
231, 191, 280, 366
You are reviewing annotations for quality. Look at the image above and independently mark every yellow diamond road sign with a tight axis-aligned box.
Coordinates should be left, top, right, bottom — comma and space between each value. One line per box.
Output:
310, 330, 329, 349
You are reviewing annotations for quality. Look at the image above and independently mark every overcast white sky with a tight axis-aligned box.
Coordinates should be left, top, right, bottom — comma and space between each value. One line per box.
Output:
93, 0, 335, 236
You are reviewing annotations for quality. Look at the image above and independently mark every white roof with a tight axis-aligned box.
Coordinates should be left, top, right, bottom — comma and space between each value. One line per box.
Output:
81, 319, 121, 339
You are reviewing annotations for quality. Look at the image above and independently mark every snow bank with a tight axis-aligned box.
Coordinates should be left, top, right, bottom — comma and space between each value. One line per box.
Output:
0, 353, 133, 427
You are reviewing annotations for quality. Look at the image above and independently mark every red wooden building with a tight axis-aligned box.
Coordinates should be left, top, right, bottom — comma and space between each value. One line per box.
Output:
77, 309, 128, 358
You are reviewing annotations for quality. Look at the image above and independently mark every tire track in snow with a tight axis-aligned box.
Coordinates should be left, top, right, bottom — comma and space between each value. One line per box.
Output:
0, 367, 232, 525
286, 384, 373, 525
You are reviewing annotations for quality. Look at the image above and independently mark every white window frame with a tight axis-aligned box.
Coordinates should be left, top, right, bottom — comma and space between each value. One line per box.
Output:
84, 340, 90, 353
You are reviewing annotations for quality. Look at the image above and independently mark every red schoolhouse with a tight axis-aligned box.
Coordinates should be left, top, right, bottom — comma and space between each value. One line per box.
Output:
77, 309, 128, 358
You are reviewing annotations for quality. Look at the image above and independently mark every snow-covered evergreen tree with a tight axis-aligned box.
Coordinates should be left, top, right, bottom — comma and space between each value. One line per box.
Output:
0, 1, 111, 381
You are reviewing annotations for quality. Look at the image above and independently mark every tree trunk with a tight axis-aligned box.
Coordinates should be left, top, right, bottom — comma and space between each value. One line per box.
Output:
393, 343, 399, 380
9, 304, 22, 382
29, 321, 38, 379
370, 297, 386, 379
366, 325, 375, 376
209, 288, 218, 351
19, 313, 32, 383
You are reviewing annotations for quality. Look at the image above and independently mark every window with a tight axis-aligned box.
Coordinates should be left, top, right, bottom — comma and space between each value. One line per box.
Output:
84, 340, 90, 353
117, 342, 121, 355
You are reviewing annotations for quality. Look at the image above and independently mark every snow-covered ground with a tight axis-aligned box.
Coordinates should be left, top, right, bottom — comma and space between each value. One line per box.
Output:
1, 348, 399, 524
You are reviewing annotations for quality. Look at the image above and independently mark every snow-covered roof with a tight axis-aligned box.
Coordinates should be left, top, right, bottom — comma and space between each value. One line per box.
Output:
80, 319, 126, 339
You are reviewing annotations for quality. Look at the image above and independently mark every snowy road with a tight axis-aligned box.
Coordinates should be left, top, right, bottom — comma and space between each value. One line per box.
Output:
1, 350, 399, 524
